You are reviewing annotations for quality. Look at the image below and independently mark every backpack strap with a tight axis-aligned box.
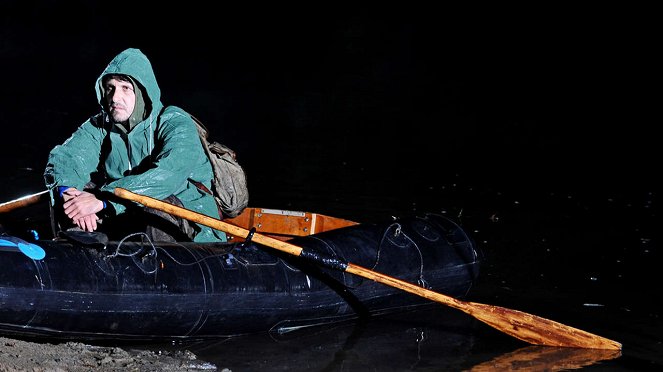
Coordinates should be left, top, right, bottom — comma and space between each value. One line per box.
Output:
155, 107, 226, 219
188, 115, 226, 219
189, 112, 249, 218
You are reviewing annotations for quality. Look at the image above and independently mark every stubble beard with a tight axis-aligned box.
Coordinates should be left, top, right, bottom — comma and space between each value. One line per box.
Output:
110, 108, 130, 124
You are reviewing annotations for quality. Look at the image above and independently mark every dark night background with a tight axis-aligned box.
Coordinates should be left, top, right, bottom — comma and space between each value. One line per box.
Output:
1, 2, 661, 370
1, 2, 658, 205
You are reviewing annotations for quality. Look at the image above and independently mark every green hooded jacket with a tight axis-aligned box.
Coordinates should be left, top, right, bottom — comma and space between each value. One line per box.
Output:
44, 48, 225, 242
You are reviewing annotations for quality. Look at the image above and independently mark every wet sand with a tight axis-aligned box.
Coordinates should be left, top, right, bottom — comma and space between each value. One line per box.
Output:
0, 336, 221, 371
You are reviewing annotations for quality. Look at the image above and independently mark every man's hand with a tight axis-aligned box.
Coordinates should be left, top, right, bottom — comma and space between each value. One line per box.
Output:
74, 214, 99, 232
62, 189, 104, 232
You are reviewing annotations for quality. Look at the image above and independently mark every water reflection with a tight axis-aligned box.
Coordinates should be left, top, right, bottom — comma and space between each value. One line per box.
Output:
469, 346, 621, 371
168, 305, 622, 371
179, 306, 480, 371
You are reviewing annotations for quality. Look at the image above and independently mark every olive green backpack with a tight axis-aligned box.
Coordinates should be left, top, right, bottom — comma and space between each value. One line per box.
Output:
191, 115, 249, 218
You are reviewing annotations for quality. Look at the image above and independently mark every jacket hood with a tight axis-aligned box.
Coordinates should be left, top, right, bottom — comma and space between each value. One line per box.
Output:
95, 48, 163, 122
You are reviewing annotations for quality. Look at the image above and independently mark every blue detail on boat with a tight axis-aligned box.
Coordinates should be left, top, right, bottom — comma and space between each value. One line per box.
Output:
0, 237, 46, 260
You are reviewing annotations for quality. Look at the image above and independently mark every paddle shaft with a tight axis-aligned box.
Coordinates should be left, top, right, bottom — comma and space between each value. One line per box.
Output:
114, 187, 621, 350
0, 190, 49, 213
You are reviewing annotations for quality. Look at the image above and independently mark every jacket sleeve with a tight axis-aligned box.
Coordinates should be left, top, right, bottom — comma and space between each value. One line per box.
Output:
99, 110, 211, 215
44, 118, 105, 190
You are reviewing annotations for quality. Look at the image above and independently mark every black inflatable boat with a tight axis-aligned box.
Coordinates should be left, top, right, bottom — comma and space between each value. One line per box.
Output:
0, 211, 480, 341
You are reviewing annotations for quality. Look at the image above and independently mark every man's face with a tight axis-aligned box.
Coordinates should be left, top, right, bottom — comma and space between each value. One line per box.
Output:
103, 77, 136, 123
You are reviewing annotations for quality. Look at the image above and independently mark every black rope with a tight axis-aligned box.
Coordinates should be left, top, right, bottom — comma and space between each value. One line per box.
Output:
239, 227, 257, 248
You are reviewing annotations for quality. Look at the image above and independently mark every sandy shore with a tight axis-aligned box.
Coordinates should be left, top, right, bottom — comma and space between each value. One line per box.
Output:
0, 337, 224, 372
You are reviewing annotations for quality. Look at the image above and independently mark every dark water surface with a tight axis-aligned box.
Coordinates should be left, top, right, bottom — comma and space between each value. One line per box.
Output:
1, 154, 660, 371
181, 168, 661, 371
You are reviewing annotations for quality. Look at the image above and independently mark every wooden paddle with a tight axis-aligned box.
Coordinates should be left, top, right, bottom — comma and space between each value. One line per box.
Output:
0, 190, 49, 213
114, 187, 622, 350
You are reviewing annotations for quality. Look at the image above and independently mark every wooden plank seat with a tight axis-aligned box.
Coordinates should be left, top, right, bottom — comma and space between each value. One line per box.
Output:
223, 207, 358, 241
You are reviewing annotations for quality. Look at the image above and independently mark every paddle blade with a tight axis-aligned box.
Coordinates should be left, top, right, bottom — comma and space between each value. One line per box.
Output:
464, 301, 622, 350
345, 263, 621, 350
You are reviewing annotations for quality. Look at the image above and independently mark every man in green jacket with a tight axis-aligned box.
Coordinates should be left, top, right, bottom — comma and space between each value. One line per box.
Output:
44, 48, 226, 242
